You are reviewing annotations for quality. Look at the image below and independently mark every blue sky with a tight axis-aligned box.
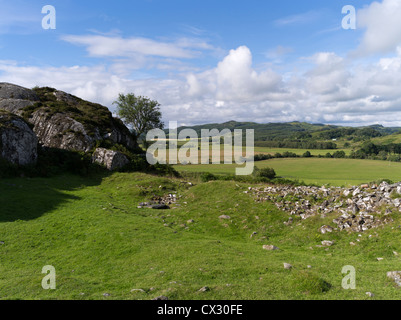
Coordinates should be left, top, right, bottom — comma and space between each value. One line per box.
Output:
1, 0, 401, 127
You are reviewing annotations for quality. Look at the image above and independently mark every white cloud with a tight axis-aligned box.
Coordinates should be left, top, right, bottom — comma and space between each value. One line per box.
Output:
274, 11, 320, 27
61, 34, 213, 59
356, 0, 401, 55
4, 40, 401, 127
185, 46, 284, 103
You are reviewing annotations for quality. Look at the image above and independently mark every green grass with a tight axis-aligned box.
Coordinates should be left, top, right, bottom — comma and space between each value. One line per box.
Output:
1, 171, 401, 300
175, 158, 401, 186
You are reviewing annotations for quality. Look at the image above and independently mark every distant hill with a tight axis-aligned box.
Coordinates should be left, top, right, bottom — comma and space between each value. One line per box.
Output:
167, 120, 401, 144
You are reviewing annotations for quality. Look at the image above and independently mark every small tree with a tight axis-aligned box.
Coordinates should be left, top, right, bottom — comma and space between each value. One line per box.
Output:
113, 93, 164, 142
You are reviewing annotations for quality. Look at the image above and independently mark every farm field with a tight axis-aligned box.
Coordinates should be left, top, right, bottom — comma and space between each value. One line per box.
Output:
175, 158, 401, 186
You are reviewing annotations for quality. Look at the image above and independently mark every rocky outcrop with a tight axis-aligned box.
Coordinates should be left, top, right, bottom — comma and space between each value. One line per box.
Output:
28, 110, 99, 152
92, 148, 129, 171
0, 111, 37, 165
0, 83, 138, 153
0, 83, 39, 114
247, 181, 401, 232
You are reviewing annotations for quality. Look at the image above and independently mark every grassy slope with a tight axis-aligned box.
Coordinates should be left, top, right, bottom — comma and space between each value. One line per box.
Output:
371, 132, 401, 145
1, 172, 401, 300
175, 158, 401, 186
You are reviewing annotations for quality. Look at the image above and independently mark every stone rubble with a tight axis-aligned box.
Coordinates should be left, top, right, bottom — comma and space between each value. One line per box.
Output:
137, 193, 178, 209
247, 181, 400, 232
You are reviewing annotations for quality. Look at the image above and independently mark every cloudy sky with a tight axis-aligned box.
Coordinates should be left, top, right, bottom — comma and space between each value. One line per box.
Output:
1, 0, 401, 127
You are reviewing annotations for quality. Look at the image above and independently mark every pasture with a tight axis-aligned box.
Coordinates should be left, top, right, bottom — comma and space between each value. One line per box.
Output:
175, 158, 401, 186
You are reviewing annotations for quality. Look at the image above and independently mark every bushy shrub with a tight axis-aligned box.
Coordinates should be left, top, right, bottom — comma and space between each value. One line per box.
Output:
332, 150, 346, 158
200, 172, 217, 182
253, 167, 276, 179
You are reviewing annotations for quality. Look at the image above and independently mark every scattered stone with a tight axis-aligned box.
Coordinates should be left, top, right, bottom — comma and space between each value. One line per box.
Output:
199, 286, 210, 292
131, 289, 146, 293
366, 292, 375, 297
322, 240, 334, 247
319, 225, 334, 234
387, 271, 401, 287
103, 293, 111, 297
283, 263, 292, 270
187, 219, 195, 224
247, 181, 398, 233
219, 215, 231, 220
377, 258, 384, 261
263, 245, 279, 251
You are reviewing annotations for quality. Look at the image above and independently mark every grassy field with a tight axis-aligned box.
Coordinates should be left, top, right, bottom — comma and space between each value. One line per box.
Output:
1, 171, 401, 300
175, 158, 401, 186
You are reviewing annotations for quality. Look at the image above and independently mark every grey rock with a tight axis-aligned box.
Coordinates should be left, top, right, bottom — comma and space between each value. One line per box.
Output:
322, 240, 334, 247
219, 215, 231, 220
387, 271, 401, 287
284, 263, 293, 270
263, 245, 280, 251
30, 111, 96, 152
0, 111, 37, 165
0, 83, 138, 153
92, 148, 129, 171
319, 225, 334, 234
0, 83, 39, 102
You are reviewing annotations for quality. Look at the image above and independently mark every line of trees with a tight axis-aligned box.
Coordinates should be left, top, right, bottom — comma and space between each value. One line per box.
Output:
349, 141, 401, 161
254, 140, 337, 150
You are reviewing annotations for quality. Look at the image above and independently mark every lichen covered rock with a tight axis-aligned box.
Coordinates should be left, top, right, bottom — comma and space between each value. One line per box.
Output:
0, 82, 39, 114
0, 111, 37, 165
92, 147, 129, 171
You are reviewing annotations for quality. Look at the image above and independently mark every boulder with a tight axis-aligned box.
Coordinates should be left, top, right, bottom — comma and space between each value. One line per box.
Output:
92, 148, 129, 171
0, 111, 37, 165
